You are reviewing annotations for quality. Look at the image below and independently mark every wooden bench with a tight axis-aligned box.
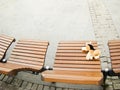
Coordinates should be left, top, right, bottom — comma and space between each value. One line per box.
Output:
0, 34, 15, 61
0, 39, 49, 75
108, 40, 120, 76
42, 41, 103, 85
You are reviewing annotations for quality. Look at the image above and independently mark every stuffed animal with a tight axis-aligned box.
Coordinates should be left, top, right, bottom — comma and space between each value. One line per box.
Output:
82, 42, 101, 60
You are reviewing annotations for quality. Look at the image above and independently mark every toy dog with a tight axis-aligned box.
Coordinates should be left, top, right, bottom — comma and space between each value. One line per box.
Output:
82, 42, 101, 60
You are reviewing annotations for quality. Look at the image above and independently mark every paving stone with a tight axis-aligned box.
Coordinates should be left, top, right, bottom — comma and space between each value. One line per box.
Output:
6, 84, 19, 90
18, 88, 24, 90
43, 85, 50, 90
113, 84, 120, 90
21, 81, 28, 89
37, 84, 43, 90
0, 74, 5, 81
106, 85, 113, 90
63, 88, 69, 90
25, 82, 32, 89
11, 78, 23, 87
0, 81, 3, 86
56, 87, 63, 90
2, 75, 8, 82
49, 86, 56, 90
6, 76, 14, 84
68, 88, 74, 90
31, 83, 38, 90
112, 79, 120, 84
111, 76, 119, 80
106, 79, 112, 85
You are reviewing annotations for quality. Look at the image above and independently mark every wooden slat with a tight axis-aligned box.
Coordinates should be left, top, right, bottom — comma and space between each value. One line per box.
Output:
12, 49, 46, 55
55, 60, 100, 65
15, 44, 48, 49
0, 39, 49, 74
108, 40, 120, 73
54, 41, 101, 70
42, 70, 103, 85
54, 64, 100, 69
10, 52, 44, 59
0, 34, 13, 40
10, 55, 44, 62
9, 58, 43, 65
54, 68, 101, 72
0, 34, 15, 60
0, 42, 10, 47
14, 46, 47, 52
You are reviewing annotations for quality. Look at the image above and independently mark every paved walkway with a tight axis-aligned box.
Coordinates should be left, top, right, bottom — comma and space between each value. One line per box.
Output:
0, 0, 120, 90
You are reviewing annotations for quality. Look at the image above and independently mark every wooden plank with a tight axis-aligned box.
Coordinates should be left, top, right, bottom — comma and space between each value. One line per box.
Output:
54, 64, 100, 69
10, 56, 44, 62
0, 34, 14, 41
9, 58, 43, 66
14, 46, 47, 52
0, 42, 9, 47
15, 44, 48, 49
55, 60, 100, 65
10, 52, 45, 59
18, 39, 48, 44
42, 70, 103, 85
12, 49, 46, 55
0, 45, 9, 50
8, 60, 43, 70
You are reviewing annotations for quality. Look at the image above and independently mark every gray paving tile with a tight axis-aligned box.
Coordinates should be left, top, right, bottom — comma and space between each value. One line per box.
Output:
25, 82, 32, 89
11, 78, 23, 87
31, 83, 38, 90
21, 81, 28, 89
37, 84, 43, 90
113, 84, 120, 90
43, 85, 50, 90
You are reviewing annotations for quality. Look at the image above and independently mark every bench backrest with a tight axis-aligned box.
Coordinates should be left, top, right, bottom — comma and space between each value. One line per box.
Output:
54, 41, 101, 72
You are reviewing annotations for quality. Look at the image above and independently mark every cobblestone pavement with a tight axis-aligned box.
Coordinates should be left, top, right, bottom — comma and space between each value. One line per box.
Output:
88, 0, 120, 90
0, 0, 120, 90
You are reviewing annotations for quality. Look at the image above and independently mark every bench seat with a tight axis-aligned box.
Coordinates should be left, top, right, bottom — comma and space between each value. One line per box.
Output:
42, 41, 103, 85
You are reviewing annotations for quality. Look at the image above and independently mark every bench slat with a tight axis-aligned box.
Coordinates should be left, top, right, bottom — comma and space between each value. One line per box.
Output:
42, 70, 103, 85
0, 34, 15, 61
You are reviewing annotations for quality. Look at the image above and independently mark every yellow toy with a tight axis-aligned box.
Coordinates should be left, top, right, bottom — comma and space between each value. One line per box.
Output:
82, 42, 101, 60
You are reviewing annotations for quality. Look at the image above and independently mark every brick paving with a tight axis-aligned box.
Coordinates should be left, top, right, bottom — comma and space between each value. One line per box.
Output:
88, 0, 120, 90
0, 0, 120, 90
0, 73, 102, 90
